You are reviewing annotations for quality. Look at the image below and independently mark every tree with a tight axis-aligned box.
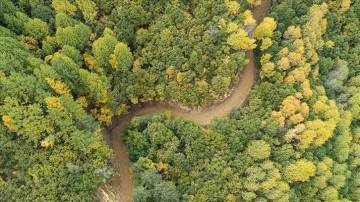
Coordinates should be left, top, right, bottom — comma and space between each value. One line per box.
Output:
227, 28, 256, 50
254, 17, 277, 39
109, 42, 133, 72
52, 0, 77, 15
55, 23, 91, 50
245, 140, 271, 161
75, 0, 98, 23
92, 32, 117, 69
284, 159, 316, 183
55, 13, 77, 28
24, 18, 48, 40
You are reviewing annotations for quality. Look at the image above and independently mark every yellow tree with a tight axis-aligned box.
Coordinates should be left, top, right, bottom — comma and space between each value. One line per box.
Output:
225, 0, 240, 14
227, 29, 256, 50
246, 0, 262, 7
284, 159, 316, 183
243, 10, 256, 26
52, 0, 77, 15
339, 0, 351, 14
75, 0, 98, 23
254, 17, 277, 39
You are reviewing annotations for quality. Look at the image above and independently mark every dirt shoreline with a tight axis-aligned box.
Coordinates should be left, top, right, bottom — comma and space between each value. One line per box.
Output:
96, 1, 271, 201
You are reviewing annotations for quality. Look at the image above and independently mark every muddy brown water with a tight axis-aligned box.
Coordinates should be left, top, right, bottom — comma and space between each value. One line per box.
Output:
95, 1, 271, 201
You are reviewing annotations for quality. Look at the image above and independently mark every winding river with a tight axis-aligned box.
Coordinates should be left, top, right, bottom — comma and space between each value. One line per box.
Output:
96, 1, 271, 201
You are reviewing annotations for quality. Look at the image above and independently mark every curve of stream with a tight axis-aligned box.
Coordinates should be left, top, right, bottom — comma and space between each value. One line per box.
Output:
96, 1, 271, 201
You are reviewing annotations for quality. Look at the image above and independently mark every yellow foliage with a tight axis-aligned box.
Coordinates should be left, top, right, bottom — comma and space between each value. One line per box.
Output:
99, 90, 109, 104
91, 107, 113, 125
254, 17, 277, 39
45, 77, 71, 96
285, 124, 305, 143
76, 96, 88, 108
115, 104, 129, 116
260, 37, 273, 51
277, 57, 290, 70
243, 10, 256, 26
246, 0, 262, 7
0, 71, 5, 78
301, 79, 313, 98
298, 120, 330, 149
279, 47, 289, 57
226, 22, 240, 33
2, 115, 15, 131
295, 92, 303, 99
339, 0, 351, 14
19, 35, 38, 51
176, 72, 183, 83
83, 52, 97, 70
75, 0, 98, 22
284, 75, 295, 85
272, 96, 309, 127
44, 97, 64, 110
325, 40, 335, 48
132, 59, 141, 73
302, 4, 328, 65
284, 159, 316, 183
130, 97, 139, 104
226, 194, 236, 202
109, 53, 117, 69
166, 66, 175, 78
52, 0, 77, 15
293, 39, 305, 54
300, 102, 310, 118
284, 26, 302, 39
260, 53, 271, 65
289, 68, 306, 83
218, 18, 227, 30
44, 55, 53, 63
289, 113, 305, 125
227, 29, 256, 50
260, 61, 275, 79
40, 135, 55, 148
288, 52, 305, 67
225, 0, 240, 14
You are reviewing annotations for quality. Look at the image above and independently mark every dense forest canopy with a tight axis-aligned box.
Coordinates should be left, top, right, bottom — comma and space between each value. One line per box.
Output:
0, 0, 359, 201
124, 0, 360, 201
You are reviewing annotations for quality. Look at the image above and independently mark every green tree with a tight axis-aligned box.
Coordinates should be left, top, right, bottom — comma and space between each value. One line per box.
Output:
92, 32, 117, 69
245, 140, 271, 161
24, 18, 48, 40
109, 42, 133, 72
55, 23, 91, 50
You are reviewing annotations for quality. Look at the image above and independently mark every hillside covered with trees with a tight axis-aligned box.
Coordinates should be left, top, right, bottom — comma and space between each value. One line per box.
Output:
0, 0, 359, 202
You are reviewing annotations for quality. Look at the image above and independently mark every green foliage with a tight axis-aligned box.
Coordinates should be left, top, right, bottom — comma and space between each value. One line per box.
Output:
55, 23, 91, 50
0, 0, 359, 201
109, 0, 248, 106
55, 13, 77, 28
92, 32, 117, 69
245, 140, 271, 161
0, 37, 111, 201
110, 42, 133, 73
24, 18, 48, 40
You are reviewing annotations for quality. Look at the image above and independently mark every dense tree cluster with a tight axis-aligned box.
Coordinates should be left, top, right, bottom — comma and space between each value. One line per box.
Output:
1, 0, 359, 201
0, 0, 256, 200
124, 0, 360, 201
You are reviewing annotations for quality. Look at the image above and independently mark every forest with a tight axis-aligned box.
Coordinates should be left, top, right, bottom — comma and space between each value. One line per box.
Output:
0, 0, 359, 201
